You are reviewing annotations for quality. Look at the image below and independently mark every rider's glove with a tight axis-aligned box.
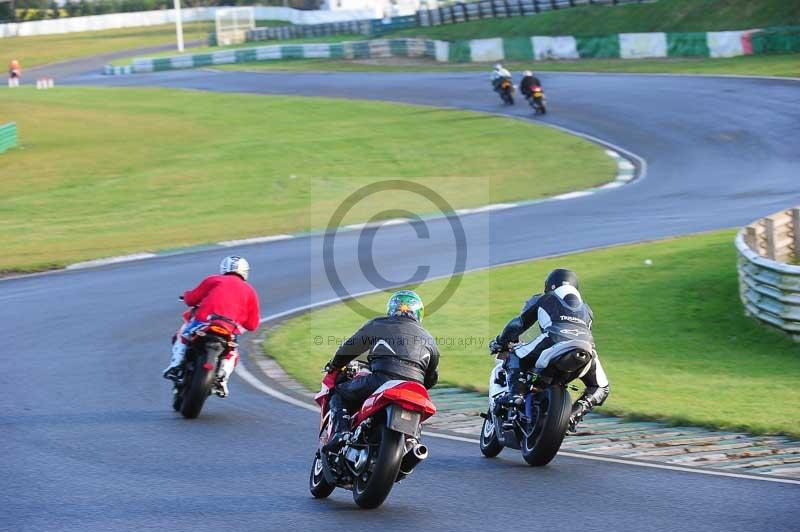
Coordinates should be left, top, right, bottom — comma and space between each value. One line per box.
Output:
321, 360, 343, 389
488, 337, 506, 354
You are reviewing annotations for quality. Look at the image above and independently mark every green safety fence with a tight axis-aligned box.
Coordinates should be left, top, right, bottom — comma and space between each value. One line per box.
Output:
0, 122, 18, 154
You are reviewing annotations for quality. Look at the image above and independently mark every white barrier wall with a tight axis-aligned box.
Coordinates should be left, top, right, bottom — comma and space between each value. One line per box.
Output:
434, 40, 449, 62
531, 36, 578, 60
619, 32, 668, 59
0, 6, 376, 38
469, 37, 503, 62
706, 30, 746, 58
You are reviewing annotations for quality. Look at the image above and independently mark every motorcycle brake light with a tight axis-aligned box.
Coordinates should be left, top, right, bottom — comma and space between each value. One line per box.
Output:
203, 362, 215, 370
208, 325, 230, 336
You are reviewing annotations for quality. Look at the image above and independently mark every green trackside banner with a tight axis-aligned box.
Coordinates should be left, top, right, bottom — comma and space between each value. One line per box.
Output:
503, 37, 534, 62
575, 35, 621, 59
667, 33, 710, 57
448, 40, 471, 63
751, 26, 800, 54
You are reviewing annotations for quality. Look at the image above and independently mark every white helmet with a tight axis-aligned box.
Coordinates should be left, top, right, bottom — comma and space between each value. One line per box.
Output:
523, 70, 533, 77
494, 63, 503, 70
220, 256, 250, 281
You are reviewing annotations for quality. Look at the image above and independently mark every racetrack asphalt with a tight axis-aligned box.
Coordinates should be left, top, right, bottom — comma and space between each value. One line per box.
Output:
3, 67, 799, 531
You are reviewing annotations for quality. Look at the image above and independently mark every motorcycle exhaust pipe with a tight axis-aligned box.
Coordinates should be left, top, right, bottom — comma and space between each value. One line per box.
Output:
400, 444, 428, 475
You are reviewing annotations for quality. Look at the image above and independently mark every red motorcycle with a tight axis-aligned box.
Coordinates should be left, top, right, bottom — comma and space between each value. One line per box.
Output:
171, 312, 240, 419
309, 361, 436, 508
527, 86, 547, 115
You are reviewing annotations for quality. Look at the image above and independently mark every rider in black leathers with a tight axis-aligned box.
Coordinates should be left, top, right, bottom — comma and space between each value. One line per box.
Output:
490, 269, 610, 430
519, 70, 542, 100
323, 290, 439, 450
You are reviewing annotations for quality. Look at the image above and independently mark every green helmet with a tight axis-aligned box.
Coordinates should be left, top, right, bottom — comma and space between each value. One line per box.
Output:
387, 290, 424, 323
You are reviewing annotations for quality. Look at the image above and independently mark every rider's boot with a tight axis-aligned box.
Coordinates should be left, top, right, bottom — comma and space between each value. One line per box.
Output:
163, 340, 187, 381
323, 396, 351, 453
214, 354, 236, 398
496, 369, 526, 409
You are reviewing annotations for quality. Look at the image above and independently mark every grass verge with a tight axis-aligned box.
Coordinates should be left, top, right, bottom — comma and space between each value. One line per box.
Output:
263, 230, 800, 437
0, 86, 613, 272
0, 22, 213, 69
391, 0, 800, 40
217, 53, 800, 77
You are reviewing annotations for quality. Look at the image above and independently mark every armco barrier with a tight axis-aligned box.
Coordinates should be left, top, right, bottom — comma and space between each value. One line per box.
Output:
110, 27, 777, 74
126, 38, 437, 73
737, 208, 800, 342
0, 122, 18, 154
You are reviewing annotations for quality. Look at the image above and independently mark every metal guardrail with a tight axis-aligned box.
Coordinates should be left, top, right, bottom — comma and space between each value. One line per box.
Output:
736, 207, 800, 341
247, 0, 649, 42
0, 122, 18, 154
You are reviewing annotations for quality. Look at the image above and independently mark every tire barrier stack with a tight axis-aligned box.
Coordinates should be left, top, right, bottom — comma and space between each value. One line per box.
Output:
246, 0, 648, 43
736, 208, 800, 342
0, 122, 18, 155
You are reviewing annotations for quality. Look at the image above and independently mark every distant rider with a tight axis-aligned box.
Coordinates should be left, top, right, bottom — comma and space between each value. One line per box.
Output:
519, 70, 542, 100
8, 59, 21, 88
489, 269, 609, 430
322, 290, 440, 451
490, 63, 512, 92
163, 256, 261, 397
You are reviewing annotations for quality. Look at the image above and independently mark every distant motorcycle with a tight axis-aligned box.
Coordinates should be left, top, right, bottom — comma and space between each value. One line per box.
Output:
310, 360, 436, 509
480, 326, 595, 466
495, 78, 515, 105
171, 313, 239, 419
526, 85, 547, 115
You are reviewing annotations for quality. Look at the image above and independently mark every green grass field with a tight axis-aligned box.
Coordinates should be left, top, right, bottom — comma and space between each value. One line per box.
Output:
0, 87, 613, 273
263, 230, 800, 436
392, 0, 800, 40
219, 53, 800, 77
0, 22, 214, 69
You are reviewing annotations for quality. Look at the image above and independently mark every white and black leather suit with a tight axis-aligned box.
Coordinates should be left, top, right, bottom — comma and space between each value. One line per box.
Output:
495, 285, 610, 417
328, 315, 440, 431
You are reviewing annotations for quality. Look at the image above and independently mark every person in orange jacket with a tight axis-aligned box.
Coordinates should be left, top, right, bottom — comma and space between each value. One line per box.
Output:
8, 59, 21, 88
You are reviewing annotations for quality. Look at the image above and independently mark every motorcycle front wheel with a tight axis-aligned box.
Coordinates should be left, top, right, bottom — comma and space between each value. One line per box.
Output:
309, 451, 336, 499
352, 425, 404, 509
521, 386, 571, 466
479, 412, 504, 458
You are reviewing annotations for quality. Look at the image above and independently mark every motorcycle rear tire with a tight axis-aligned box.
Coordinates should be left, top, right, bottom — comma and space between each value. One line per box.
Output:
180, 350, 217, 419
479, 412, 504, 458
309, 451, 336, 499
352, 426, 404, 509
521, 386, 571, 466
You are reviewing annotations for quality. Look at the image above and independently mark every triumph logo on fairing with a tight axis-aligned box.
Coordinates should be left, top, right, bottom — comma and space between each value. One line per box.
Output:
560, 328, 590, 337
560, 315, 587, 326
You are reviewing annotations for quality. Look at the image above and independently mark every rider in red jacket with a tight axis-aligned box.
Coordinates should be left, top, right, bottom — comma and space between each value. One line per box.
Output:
163, 256, 260, 397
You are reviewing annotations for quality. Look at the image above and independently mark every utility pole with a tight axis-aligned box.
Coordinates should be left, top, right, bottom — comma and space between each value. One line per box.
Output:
173, 0, 184, 52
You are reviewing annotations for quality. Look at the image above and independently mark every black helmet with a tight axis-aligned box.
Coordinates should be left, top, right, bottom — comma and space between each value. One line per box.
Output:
544, 269, 579, 292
